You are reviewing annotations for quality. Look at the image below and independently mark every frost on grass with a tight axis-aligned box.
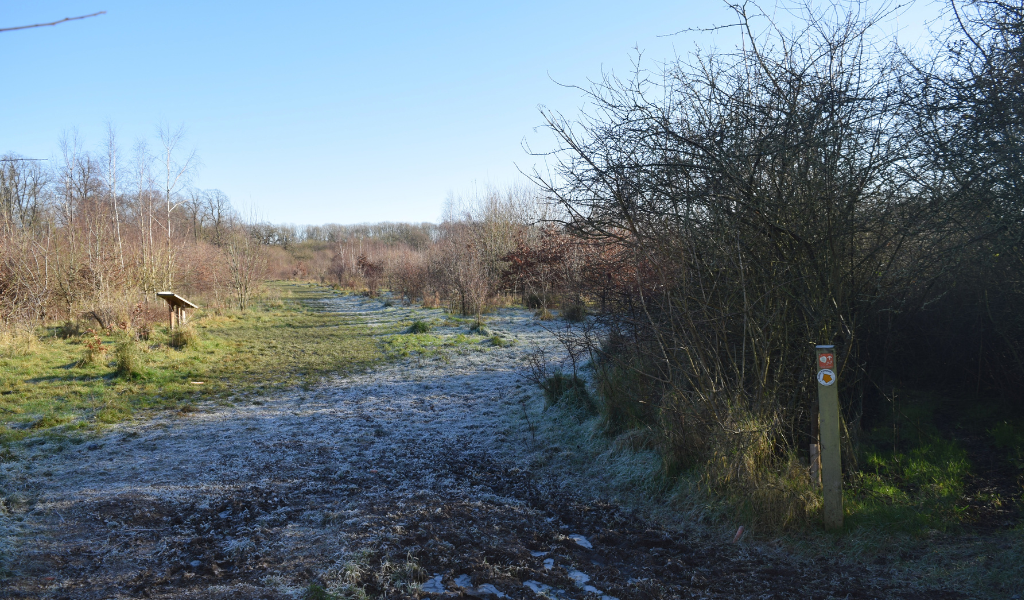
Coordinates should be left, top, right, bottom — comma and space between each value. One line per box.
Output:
0, 295, 573, 598
0, 295, 943, 599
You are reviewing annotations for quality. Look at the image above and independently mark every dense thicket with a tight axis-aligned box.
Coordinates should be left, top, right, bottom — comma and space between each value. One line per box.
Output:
532, 0, 1024, 525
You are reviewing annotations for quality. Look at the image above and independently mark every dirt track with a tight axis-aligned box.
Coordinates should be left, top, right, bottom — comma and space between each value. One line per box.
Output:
0, 296, 959, 599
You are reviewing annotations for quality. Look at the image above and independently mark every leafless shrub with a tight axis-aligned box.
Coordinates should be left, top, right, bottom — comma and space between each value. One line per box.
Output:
427, 228, 492, 315
531, 0, 974, 528
356, 254, 384, 296
524, 345, 553, 389
225, 225, 268, 311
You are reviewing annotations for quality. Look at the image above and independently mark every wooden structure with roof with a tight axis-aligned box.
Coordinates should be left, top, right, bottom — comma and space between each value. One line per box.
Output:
156, 292, 198, 331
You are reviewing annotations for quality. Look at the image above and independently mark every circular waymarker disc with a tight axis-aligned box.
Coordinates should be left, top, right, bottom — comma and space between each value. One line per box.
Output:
817, 369, 836, 386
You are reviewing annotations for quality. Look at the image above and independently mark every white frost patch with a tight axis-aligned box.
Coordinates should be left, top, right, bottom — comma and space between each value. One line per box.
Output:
475, 583, 507, 597
422, 575, 445, 593
569, 533, 593, 549
453, 574, 507, 598
570, 568, 606, 593
543, 557, 554, 570
524, 580, 554, 594
222, 537, 256, 560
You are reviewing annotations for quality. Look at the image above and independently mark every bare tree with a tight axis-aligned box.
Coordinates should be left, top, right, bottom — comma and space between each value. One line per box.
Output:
130, 138, 156, 293
105, 122, 125, 270
0, 154, 47, 235
225, 220, 267, 311
204, 189, 234, 247
157, 123, 199, 288
182, 187, 208, 244
54, 130, 85, 317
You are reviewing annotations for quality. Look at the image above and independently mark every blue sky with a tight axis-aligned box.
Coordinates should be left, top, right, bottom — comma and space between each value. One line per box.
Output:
2, 1, 941, 225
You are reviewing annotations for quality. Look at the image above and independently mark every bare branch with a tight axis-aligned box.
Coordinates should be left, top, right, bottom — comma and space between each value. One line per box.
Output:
0, 11, 106, 33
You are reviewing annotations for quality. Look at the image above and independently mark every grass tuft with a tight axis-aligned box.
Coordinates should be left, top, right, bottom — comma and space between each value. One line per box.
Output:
77, 330, 107, 366
168, 325, 198, 349
407, 320, 431, 334
469, 318, 489, 336
542, 372, 596, 414
114, 335, 146, 380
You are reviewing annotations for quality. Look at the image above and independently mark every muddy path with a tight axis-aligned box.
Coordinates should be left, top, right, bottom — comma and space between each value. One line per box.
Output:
1, 295, 958, 599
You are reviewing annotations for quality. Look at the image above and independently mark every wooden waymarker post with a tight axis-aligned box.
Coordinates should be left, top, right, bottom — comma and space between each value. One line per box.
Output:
156, 292, 198, 331
815, 344, 843, 530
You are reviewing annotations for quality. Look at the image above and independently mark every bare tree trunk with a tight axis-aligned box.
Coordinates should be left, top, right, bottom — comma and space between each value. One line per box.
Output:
158, 124, 197, 289
106, 123, 124, 271
133, 139, 152, 296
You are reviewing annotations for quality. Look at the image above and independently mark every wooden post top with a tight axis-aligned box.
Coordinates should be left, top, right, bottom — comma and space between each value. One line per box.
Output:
156, 292, 198, 309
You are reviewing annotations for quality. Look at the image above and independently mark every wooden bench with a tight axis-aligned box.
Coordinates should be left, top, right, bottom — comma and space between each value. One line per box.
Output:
156, 292, 198, 331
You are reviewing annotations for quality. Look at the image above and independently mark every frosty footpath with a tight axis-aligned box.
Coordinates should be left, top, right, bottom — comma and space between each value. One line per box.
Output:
0, 295, 947, 599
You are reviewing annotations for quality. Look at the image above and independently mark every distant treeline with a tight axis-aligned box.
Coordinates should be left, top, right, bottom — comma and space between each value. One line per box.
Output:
249, 222, 439, 251
261, 184, 572, 317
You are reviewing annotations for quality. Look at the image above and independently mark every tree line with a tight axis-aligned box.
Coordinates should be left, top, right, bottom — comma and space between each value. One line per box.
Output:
0, 124, 267, 327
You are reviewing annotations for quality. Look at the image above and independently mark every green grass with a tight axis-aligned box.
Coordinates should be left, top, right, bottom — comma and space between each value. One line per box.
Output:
381, 331, 481, 359
468, 318, 489, 336
773, 390, 1024, 598
845, 437, 971, 533
839, 391, 1021, 535
381, 316, 499, 359
489, 334, 512, 347
0, 282, 381, 444
407, 319, 431, 334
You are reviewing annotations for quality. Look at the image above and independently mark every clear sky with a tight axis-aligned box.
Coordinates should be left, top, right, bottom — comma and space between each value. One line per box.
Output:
2, 1, 941, 225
